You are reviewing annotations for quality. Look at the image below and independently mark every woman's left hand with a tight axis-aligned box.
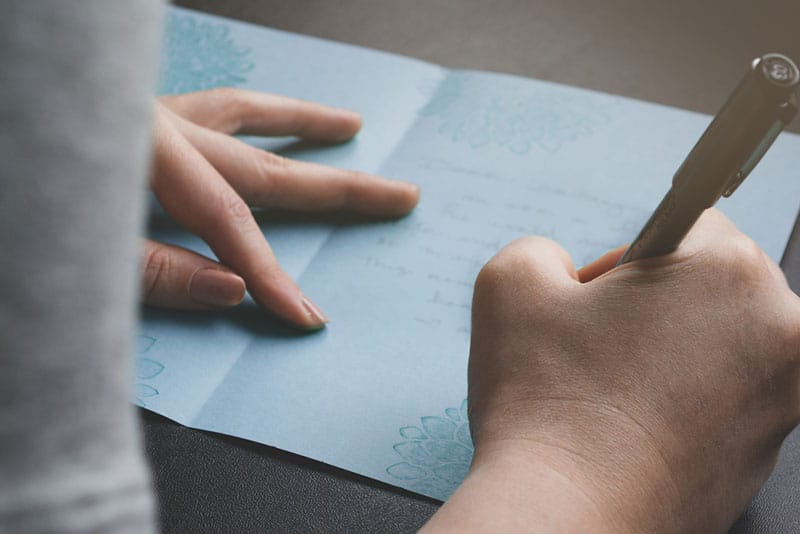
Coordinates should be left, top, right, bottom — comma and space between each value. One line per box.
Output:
142, 88, 420, 328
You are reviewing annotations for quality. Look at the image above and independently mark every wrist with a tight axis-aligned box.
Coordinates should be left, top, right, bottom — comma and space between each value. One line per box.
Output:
423, 441, 624, 533
461, 395, 686, 532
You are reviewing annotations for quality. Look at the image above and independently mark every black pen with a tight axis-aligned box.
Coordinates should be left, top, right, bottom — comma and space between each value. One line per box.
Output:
618, 53, 800, 265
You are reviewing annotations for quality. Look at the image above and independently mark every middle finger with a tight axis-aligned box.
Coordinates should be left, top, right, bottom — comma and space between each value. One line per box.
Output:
164, 106, 420, 216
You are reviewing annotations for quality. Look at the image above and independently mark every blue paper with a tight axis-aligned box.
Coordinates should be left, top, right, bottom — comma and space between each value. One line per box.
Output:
139, 6, 800, 501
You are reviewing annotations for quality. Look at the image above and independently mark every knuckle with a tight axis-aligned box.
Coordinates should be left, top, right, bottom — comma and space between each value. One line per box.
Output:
474, 236, 571, 313
240, 150, 281, 202
333, 170, 365, 209
715, 233, 772, 286
491, 236, 549, 269
222, 193, 255, 228
208, 87, 246, 129
260, 150, 287, 170
251, 151, 291, 200
474, 259, 507, 295
475, 242, 531, 294
261, 261, 289, 285
733, 234, 766, 265
142, 244, 172, 299
208, 86, 241, 106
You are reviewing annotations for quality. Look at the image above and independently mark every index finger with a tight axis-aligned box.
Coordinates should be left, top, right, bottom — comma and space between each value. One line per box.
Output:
159, 87, 362, 142
152, 109, 328, 329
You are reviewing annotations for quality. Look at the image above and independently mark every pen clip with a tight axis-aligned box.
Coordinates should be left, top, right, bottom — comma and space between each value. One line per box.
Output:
721, 119, 784, 197
722, 94, 798, 198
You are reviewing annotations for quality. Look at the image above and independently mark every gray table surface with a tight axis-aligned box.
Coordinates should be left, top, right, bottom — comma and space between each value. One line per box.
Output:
143, 1, 800, 531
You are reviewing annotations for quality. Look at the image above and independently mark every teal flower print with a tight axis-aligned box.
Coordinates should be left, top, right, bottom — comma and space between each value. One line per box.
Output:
134, 335, 164, 406
159, 14, 254, 95
387, 399, 473, 501
421, 72, 609, 154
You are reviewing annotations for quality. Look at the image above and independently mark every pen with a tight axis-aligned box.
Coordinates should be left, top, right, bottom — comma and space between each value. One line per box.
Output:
618, 53, 800, 265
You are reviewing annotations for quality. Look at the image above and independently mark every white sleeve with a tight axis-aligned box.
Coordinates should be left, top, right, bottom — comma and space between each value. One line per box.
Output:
0, 1, 163, 531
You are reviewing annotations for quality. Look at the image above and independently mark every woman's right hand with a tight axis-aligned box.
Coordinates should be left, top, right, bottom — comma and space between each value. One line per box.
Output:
427, 209, 800, 533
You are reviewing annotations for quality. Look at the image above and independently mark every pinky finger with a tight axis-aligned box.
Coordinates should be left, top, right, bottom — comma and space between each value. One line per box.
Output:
141, 239, 247, 310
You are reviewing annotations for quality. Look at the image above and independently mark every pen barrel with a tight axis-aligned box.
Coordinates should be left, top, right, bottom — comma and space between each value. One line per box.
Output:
619, 53, 799, 266
618, 188, 705, 263
672, 54, 798, 196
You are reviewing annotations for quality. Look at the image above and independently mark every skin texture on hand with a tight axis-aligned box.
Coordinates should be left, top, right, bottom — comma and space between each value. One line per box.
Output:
425, 210, 800, 533
142, 88, 420, 328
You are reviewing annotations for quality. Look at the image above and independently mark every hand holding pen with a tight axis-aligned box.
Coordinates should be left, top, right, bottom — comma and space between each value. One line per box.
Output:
427, 53, 800, 533
619, 53, 799, 265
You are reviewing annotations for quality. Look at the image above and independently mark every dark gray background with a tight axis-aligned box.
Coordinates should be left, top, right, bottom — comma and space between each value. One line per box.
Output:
142, 1, 800, 531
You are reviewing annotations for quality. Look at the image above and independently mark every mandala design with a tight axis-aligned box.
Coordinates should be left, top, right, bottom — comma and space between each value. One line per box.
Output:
135, 335, 164, 407
421, 72, 610, 154
159, 14, 254, 94
387, 399, 473, 501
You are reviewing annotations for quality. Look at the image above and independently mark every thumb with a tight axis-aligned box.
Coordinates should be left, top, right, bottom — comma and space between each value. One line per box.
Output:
577, 244, 629, 283
141, 239, 246, 310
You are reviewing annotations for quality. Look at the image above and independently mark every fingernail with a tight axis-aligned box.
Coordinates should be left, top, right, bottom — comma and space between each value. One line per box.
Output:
301, 294, 329, 328
189, 269, 246, 307
406, 183, 421, 195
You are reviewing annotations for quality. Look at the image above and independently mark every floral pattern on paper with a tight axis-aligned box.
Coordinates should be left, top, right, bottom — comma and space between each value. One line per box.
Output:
134, 335, 164, 407
159, 13, 254, 94
421, 72, 610, 154
386, 399, 473, 501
